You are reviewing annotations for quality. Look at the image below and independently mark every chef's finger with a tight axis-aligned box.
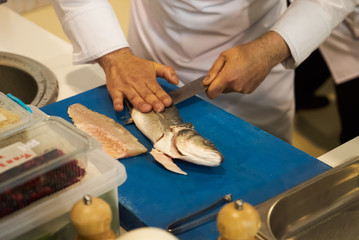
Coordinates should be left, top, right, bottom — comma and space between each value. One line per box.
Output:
147, 81, 172, 108
125, 87, 153, 113
135, 83, 166, 112
204, 54, 225, 86
154, 63, 179, 85
107, 88, 125, 112
206, 74, 227, 99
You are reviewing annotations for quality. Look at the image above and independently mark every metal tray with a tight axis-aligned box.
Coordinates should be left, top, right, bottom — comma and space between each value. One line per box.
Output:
256, 157, 359, 240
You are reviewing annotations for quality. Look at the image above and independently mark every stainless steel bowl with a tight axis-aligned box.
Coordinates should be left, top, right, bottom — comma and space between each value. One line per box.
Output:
0, 52, 58, 107
256, 157, 359, 240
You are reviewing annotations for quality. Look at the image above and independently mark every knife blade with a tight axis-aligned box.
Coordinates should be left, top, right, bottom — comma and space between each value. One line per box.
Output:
169, 76, 208, 105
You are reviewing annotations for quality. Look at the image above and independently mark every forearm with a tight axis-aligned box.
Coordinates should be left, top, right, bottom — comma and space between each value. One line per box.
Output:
254, 31, 291, 70
50, 0, 128, 64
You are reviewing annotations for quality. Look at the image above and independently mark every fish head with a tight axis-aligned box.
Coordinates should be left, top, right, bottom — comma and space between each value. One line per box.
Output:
174, 127, 224, 166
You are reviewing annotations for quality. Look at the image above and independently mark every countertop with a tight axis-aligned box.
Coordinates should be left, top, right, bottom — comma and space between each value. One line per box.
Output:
0, 5, 105, 102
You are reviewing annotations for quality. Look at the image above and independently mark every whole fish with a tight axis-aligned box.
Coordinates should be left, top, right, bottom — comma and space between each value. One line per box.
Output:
127, 102, 224, 175
68, 103, 147, 159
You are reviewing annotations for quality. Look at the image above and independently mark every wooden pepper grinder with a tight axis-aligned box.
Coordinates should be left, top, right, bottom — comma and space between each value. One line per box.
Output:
217, 199, 261, 240
70, 194, 116, 240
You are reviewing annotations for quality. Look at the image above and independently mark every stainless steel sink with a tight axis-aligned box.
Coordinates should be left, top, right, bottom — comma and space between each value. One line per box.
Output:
0, 52, 58, 107
256, 157, 359, 240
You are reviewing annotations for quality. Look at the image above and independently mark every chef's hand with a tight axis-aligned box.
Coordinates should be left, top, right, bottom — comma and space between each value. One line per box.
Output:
203, 31, 290, 98
97, 48, 179, 112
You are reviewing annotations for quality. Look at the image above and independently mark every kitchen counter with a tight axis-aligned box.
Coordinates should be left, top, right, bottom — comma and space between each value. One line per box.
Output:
318, 136, 359, 167
0, 5, 106, 102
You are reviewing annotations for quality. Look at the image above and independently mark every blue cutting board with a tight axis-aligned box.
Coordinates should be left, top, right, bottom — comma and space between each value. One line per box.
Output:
41, 78, 331, 240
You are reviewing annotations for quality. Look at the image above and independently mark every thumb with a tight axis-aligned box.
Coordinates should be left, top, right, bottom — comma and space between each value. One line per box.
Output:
204, 54, 225, 86
154, 62, 179, 85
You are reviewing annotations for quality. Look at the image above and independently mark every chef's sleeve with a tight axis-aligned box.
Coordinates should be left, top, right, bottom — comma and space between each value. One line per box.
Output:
50, 0, 129, 64
271, 0, 357, 69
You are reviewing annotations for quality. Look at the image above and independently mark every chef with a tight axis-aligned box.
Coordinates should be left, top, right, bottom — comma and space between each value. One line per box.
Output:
316, 6, 359, 143
50, 0, 355, 143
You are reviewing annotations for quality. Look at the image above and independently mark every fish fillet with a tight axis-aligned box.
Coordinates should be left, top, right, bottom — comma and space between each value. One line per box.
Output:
68, 103, 147, 158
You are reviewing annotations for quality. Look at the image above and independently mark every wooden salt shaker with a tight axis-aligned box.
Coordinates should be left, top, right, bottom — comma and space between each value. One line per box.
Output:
70, 194, 116, 240
217, 199, 261, 240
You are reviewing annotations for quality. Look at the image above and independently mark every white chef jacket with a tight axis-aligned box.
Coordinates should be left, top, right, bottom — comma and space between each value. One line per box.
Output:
51, 0, 355, 143
319, 6, 359, 84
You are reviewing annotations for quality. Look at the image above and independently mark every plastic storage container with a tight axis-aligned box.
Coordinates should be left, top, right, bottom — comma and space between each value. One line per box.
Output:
0, 92, 33, 138
0, 116, 127, 239
0, 148, 126, 240
0, 116, 100, 218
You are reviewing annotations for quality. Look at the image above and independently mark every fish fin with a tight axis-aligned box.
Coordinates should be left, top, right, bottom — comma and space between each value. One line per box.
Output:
182, 123, 194, 129
123, 99, 134, 125
124, 98, 133, 110
124, 117, 134, 125
150, 148, 187, 175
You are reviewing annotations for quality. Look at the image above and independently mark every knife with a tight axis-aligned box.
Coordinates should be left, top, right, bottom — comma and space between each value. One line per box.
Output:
169, 76, 208, 105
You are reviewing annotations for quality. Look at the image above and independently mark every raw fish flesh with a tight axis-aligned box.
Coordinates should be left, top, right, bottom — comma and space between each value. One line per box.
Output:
68, 103, 147, 158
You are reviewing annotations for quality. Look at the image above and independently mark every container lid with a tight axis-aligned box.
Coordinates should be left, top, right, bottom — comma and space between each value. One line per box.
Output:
0, 92, 33, 138
0, 116, 101, 193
